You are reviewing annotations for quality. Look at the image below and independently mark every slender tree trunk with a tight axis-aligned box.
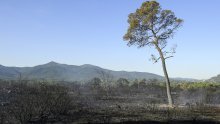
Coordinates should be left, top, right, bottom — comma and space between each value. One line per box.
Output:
156, 46, 173, 107
161, 55, 173, 107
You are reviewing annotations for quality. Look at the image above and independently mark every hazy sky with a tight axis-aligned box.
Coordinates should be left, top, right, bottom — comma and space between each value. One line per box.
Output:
0, 0, 220, 79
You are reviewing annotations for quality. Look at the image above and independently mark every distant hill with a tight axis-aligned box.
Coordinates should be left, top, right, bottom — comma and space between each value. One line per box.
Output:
208, 75, 220, 83
0, 62, 164, 81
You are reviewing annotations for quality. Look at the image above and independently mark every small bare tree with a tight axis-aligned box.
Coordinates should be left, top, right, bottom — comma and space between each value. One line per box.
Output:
95, 69, 114, 99
95, 69, 114, 84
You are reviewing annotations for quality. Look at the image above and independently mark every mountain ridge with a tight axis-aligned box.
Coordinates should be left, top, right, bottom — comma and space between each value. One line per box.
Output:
208, 74, 220, 83
0, 62, 199, 82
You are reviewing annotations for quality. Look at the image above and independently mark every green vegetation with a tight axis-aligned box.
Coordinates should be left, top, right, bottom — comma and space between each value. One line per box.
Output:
174, 82, 220, 90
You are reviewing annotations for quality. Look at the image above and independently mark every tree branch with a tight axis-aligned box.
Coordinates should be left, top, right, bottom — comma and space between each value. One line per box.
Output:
165, 56, 174, 60
153, 57, 161, 64
161, 44, 167, 50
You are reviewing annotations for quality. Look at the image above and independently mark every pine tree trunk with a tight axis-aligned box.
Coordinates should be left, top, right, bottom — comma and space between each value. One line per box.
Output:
161, 56, 173, 107
156, 46, 173, 107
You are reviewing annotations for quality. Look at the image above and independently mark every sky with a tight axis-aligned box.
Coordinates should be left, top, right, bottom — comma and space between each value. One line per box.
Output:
0, 0, 220, 79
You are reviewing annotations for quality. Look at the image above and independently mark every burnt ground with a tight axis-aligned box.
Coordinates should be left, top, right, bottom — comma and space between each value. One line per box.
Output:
74, 95, 220, 123
113, 120, 220, 124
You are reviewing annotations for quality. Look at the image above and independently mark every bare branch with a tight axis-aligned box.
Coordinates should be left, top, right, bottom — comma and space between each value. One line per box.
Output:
165, 56, 174, 60
150, 54, 161, 64
154, 57, 161, 63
